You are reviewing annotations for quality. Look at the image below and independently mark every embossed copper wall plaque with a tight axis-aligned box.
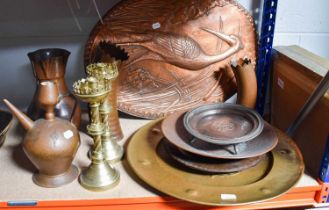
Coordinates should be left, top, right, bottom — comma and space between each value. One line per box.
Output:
85, 0, 257, 119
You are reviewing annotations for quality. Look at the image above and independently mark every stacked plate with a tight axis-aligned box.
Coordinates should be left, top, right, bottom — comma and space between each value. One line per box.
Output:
126, 102, 304, 206
161, 103, 278, 173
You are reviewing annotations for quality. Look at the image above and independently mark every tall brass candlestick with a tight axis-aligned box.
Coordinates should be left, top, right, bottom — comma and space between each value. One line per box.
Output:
86, 63, 123, 163
73, 77, 119, 191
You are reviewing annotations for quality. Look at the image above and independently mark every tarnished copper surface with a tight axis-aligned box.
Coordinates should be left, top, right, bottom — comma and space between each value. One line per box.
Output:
126, 119, 304, 206
0, 110, 13, 148
85, 0, 257, 119
183, 103, 264, 145
160, 139, 264, 174
231, 58, 258, 108
27, 48, 81, 127
161, 111, 278, 159
3, 81, 80, 188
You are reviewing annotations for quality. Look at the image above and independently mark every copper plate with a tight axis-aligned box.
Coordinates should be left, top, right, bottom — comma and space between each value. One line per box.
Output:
161, 139, 264, 173
183, 103, 264, 145
126, 119, 304, 206
162, 111, 277, 159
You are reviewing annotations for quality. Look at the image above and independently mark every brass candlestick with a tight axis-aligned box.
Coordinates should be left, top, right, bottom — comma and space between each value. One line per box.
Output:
73, 76, 119, 191
86, 63, 124, 164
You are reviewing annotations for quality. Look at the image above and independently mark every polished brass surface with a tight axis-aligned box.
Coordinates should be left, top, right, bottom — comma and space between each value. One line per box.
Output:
0, 110, 13, 148
73, 76, 119, 191
86, 60, 124, 141
183, 103, 264, 145
3, 81, 80, 187
161, 139, 264, 173
99, 101, 124, 164
86, 63, 124, 164
162, 111, 278, 159
85, 0, 258, 119
127, 119, 304, 206
86, 63, 119, 81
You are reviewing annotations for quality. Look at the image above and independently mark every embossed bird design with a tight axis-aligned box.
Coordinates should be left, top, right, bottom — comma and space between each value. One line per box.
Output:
112, 28, 243, 70
84, 0, 257, 119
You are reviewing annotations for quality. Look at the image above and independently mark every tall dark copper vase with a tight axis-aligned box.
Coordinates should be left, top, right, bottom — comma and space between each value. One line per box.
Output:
27, 48, 81, 128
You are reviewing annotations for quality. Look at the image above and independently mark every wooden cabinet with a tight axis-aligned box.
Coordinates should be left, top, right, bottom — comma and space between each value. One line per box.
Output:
271, 45, 329, 177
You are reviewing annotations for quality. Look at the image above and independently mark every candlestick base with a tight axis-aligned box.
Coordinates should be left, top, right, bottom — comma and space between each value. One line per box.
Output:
79, 160, 120, 191
102, 139, 124, 164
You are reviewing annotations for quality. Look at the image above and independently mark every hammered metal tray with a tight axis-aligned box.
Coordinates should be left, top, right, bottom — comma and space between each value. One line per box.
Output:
161, 139, 264, 174
183, 103, 264, 145
162, 111, 277, 159
126, 119, 304, 206
84, 0, 258, 119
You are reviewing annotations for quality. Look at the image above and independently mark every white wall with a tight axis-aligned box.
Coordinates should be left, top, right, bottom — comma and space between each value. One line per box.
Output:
0, 0, 120, 109
0, 0, 327, 108
273, 0, 329, 59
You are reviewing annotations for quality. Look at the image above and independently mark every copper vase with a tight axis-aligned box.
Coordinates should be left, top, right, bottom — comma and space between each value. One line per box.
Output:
107, 75, 123, 141
27, 48, 81, 127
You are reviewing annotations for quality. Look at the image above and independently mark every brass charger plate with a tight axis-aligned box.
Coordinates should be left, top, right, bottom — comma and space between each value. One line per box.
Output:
127, 119, 304, 206
161, 139, 264, 173
183, 103, 264, 145
162, 111, 278, 159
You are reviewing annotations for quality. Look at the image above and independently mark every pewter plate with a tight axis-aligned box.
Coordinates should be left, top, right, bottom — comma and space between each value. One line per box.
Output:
162, 111, 277, 159
126, 119, 304, 206
161, 139, 264, 174
183, 103, 264, 145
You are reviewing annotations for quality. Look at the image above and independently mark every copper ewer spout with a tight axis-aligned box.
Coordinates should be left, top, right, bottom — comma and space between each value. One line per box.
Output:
3, 99, 34, 130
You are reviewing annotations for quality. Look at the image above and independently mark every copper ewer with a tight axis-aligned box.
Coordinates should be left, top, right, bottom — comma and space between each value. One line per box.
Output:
3, 81, 80, 187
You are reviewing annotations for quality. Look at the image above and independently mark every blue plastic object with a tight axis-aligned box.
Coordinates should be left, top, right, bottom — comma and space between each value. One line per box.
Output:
256, 0, 278, 115
319, 135, 329, 183
7, 201, 37, 206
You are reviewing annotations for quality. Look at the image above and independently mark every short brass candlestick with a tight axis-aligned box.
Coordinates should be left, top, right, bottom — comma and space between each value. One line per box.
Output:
73, 76, 119, 191
86, 63, 123, 163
